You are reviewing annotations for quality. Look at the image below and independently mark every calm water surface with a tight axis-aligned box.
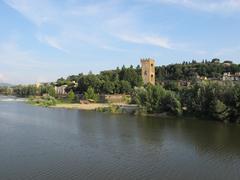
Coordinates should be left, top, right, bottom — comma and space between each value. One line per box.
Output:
0, 96, 240, 180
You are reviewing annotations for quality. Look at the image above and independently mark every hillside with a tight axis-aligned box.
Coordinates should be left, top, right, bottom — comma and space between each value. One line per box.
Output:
0, 83, 12, 87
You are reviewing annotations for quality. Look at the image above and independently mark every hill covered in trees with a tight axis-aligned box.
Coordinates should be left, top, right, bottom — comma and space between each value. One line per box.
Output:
156, 59, 240, 81
54, 58, 240, 94
0, 83, 12, 87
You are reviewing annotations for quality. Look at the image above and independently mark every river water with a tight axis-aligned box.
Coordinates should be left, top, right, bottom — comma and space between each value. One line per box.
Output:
0, 96, 240, 180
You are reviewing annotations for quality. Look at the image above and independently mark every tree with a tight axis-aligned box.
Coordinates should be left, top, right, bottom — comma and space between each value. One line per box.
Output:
134, 84, 182, 115
47, 86, 56, 97
84, 87, 98, 102
119, 80, 132, 94
210, 100, 229, 121
56, 77, 66, 86
77, 74, 102, 93
102, 81, 115, 94
161, 91, 182, 115
180, 81, 240, 122
119, 66, 143, 87
67, 90, 75, 103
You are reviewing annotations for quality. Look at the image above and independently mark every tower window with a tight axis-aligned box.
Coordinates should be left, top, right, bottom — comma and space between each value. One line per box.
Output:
151, 74, 154, 81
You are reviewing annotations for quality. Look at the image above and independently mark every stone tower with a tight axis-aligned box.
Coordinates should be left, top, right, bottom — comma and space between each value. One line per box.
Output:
141, 58, 155, 85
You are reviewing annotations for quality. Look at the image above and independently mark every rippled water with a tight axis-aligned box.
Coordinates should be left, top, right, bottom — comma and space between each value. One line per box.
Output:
0, 96, 240, 180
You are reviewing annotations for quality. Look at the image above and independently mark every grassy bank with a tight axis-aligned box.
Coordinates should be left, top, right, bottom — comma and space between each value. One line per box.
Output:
28, 95, 112, 111
51, 103, 109, 110
28, 95, 58, 107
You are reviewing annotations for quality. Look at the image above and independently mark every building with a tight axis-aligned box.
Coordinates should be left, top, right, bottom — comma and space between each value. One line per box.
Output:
141, 58, 155, 85
223, 60, 233, 67
211, 58, 220, 64
223, 72, 240, 81
55, 85, 68, 95
35, 82, 42, 89
99, 94, 130, 103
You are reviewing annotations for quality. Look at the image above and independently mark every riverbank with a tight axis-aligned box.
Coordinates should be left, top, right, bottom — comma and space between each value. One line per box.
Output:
27, 96, 135, 112
50, 103, 109, 110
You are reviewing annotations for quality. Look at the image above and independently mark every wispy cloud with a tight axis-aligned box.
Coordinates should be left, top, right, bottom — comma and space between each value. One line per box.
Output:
3, 0, 57, 26
144, 0, 240, 13
37, 34, 68, 53
3, 0, 180, 51
115, 33, 172, 49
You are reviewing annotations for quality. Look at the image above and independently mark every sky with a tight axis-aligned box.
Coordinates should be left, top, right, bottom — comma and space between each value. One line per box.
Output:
1, 0, 240, 84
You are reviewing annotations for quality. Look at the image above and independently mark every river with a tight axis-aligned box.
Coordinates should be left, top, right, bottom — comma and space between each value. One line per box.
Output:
0, 96, 240, 180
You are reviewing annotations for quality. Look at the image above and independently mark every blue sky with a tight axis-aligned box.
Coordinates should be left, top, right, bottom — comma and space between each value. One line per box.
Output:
1, 0, 240, 84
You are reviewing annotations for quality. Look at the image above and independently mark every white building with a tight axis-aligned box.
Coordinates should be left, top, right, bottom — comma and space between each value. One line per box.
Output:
55, 85, 68, 95
223, 72, 240, 81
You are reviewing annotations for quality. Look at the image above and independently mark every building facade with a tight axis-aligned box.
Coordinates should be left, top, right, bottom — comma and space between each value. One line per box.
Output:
55, 85, 68, 95
141, 58, 155, 85
223, 72, 240, 81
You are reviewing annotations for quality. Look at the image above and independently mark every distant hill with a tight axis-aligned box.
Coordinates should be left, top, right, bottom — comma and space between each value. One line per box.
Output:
0, 83, 12, 87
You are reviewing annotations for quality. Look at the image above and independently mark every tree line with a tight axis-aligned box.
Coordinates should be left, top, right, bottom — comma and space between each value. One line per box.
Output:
133, 81, 240, 123
156, 59, 240, 81
57, 65, 143, 95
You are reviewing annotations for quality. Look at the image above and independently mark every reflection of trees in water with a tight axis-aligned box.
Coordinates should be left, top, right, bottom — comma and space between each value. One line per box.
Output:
179, 119, 240, 157
135, 116, 240, 157
75, 112, 167, 159
76, 111, 240, 157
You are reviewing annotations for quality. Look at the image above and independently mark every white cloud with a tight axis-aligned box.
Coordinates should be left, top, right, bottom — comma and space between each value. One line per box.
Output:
145, 0, 240, 13
3, 0, 179, 51
37, 35, 68, 53
116, 33, 172, 49
3, 0, 57, 26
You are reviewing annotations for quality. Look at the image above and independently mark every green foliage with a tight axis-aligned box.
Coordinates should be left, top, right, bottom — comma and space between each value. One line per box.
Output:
155, 59, 240, 82
0, 87, 13, 95
119, 80, 132, 94
67, 90, 75, 103
210, 100, 229, 121
134, 85, 182, 116
75, 66, 143, 95
13, 85, 38, 97
78, 74, 102, 93
102, 81, 115, 94
161, 91, 182, 116
163, 81, 180, 91
28, 95, 57, 107
11, 84, 56, 98
46, 86, 56, 97
180, 81, 240, 122
84, 87, 99, 102
97, 105, 123, 114
56, 77, 66, 86
119, 66, 143, 87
